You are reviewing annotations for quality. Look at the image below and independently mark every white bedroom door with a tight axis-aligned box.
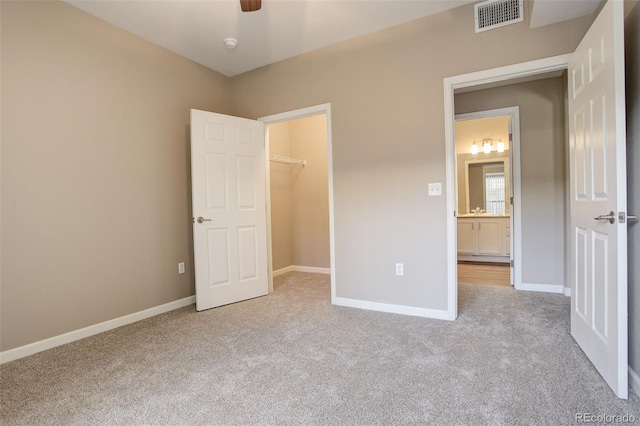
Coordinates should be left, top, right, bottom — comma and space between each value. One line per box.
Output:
568, 0, 628, 398
190, 109, 269, 311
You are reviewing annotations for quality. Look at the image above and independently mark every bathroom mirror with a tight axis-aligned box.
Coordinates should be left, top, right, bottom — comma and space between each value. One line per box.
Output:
466, 160, 505, 214
456, 152, 510, 215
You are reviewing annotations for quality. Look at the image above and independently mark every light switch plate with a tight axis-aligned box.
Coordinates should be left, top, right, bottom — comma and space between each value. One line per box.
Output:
428, 183, 442, 196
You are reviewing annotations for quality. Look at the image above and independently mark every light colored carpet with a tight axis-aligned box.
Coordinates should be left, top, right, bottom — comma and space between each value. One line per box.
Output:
1, 272, 638, 425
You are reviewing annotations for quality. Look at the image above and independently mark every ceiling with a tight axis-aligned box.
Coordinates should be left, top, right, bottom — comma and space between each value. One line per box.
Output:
65, 0, 600, 78
529, 0, 600, 29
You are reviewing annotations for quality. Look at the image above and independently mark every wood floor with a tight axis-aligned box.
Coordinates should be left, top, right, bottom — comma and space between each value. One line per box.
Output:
457, 261, 511, 287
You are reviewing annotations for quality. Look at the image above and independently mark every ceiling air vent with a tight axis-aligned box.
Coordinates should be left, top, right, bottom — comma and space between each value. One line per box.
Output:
474, 0, 524, 33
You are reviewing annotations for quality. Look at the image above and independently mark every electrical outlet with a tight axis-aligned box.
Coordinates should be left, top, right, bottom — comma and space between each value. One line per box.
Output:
178, 262, 185, 275
395, 263, 404, 276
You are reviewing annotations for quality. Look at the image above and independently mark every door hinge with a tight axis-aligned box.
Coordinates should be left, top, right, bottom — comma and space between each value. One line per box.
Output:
510, 196, 514, 205
510, 260, 514, 267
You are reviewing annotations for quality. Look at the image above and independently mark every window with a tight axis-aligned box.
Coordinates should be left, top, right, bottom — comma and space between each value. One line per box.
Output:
485, 172, 505, 214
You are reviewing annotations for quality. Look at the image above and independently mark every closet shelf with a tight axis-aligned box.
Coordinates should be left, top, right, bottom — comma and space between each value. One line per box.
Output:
269, 155, 306, 166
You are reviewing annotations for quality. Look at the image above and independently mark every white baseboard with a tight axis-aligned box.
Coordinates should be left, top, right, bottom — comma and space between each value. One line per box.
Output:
563, 287, 571, 297
0, 296, 196, 365
516, 282, 564, 294
630, 366, 640, 396
273, 265, 295, 277
273, 265, 331, 277
333, 296, 451, 321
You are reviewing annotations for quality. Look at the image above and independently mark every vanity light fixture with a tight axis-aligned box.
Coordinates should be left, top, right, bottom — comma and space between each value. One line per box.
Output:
471, 138, 505, 154
471, 141, 479, 155
483, 139, 492, 154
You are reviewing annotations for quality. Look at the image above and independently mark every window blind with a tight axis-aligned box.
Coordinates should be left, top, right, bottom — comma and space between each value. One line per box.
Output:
485, 172, 506, 215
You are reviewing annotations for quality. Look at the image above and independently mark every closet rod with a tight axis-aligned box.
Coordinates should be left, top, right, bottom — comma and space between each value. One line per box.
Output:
269, 155, 307, 166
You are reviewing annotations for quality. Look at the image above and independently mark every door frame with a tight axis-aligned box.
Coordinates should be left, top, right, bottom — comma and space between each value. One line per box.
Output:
443, 54, 571, 320
258, 104, 336, 300
455, 106, 521, 287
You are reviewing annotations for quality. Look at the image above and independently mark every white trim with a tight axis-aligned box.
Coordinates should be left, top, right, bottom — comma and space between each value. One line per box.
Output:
443, 54, 571, 321
292, 265, 331, 275
445, 54, 572, 91
612, 0, 629, 400
264, 127, 275, 293
333, 297, 451, 321
273, 265, 296, 277
0, 296, 195, 364
259, 104, 336, 303
563, 286, 571, 297
259, 104, 331, 124
517, 282, 564, 294
629, 366, 640, 396
273, 265, 331, 277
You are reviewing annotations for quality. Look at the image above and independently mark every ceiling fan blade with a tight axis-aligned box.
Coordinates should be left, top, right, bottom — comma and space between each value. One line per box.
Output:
240, 0, 261, 12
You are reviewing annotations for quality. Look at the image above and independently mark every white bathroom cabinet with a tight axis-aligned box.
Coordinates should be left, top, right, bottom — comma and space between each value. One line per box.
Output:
457, 216, 510, 262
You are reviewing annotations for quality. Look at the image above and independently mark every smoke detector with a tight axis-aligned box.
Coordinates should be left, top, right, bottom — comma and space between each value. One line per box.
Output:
224, 38, 238, 50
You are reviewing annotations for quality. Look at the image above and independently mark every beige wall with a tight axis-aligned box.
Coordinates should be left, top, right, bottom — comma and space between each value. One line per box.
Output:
0, 1, 230, 351
467, 164, 486, 212
455, 77, 566, 288
269, 115, 330, 271
290, 115, 330, 268
268, 122, 293, 270
624, 0, 640, 382
230, 2, 594, 308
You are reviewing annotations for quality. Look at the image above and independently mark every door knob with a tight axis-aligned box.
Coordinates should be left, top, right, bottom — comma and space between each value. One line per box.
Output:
196, 217, 212, 224
594, 211, 616, 224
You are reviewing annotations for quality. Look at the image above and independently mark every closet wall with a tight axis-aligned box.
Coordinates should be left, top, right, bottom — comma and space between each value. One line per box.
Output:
269, 115, 330, 272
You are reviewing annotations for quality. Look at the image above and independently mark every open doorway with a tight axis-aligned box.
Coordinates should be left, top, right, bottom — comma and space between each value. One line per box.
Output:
443, 54, 572, 319
455, 76, 568, 297
443, 3, 630, 398
454, 109, 520, 289
259, 104, 336, 297
267, 115, 330, 275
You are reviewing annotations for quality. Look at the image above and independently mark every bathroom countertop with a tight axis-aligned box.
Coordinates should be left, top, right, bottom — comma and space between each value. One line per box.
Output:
457, 214, 510, 218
